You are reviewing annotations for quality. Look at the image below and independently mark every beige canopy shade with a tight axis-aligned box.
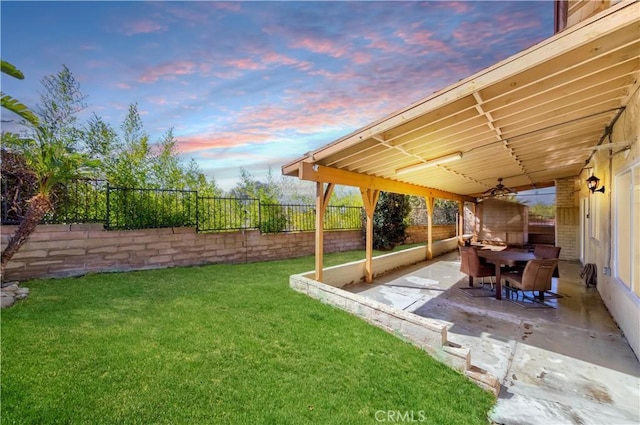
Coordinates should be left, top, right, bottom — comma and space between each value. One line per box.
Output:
282, 2, 639, 282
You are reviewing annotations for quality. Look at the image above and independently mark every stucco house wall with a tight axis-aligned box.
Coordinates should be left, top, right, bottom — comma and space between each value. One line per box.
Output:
582, 87, 639, 358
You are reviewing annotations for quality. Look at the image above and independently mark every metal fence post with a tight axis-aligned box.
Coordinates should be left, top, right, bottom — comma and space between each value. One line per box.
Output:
195, 191, 200, 232
105, 183, 110, 230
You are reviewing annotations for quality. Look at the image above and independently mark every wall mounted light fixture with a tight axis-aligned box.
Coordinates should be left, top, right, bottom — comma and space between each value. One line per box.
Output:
395, 152, 463, 175
586, 174, 605, 194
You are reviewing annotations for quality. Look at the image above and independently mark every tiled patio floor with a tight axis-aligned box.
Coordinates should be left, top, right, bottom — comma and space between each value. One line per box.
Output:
345, 250, 640, 425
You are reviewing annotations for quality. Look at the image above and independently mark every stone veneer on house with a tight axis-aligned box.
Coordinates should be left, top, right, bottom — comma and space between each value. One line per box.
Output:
555, 177, 580, 260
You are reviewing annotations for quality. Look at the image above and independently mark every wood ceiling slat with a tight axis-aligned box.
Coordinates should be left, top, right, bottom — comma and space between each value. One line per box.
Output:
380, 96, 478, 142
500, 101, 621, 138
513, 132, 602, 150
483, 55, 639, 117
400, 129, 498, 159
349, 151, 427, 175
510, 117, 607, 145
489, 72, 636, 124
479, 24, 639, 102
321, 139, 385, 167
496, 87, 629, 130
385, 108, 484, 148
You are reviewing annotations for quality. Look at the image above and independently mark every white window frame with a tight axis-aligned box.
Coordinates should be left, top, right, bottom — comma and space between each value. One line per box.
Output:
614, 163, 639, 294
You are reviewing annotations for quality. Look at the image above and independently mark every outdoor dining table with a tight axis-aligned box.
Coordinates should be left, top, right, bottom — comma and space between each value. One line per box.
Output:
476, 250, 538, 300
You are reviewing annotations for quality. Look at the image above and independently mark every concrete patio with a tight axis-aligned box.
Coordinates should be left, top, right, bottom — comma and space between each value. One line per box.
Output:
345, 250, 640, 425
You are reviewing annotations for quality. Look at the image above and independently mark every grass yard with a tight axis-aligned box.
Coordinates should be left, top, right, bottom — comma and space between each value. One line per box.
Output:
1, 248, 495, 424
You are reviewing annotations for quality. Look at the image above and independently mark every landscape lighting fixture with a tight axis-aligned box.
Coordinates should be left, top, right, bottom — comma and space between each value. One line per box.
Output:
586, 174, 605, 194
395, 152, 463, 175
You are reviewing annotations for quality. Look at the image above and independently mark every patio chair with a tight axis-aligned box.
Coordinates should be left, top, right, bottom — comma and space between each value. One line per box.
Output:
533, 244, 561, 277
505, 244, 561, 276
459, 245, 495, 288
502, 259, 559, 306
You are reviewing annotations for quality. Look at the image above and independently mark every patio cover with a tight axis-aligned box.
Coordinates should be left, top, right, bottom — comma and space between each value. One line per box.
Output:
283, 1, 639, 198
282, 1, 639, 281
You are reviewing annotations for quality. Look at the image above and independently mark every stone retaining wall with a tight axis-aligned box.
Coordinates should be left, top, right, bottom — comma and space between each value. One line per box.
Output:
1, 224, 364, 281
1, 224, 451, 282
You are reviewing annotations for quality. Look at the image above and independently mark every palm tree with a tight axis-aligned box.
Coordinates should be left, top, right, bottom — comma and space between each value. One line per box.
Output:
1, 64, 95, 278
1, 60, 39, 126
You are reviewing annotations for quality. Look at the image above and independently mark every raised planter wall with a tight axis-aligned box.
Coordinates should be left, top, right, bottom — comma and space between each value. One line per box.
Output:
1, 224, 364, 281
302, 237, 460, 288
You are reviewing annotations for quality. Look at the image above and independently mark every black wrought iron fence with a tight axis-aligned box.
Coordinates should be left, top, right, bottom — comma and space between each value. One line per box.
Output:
1, 179, 367, 232
259, 204, 362, 233
1, 178, 107, 225
2, 179, 392, 233
105, 186, 198, 230
53, 179, 108, 224
197, 197, 260, 232
325, 205, 362, 230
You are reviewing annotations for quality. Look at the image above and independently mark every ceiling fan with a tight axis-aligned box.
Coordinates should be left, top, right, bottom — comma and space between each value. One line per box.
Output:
479, 178, 517, 199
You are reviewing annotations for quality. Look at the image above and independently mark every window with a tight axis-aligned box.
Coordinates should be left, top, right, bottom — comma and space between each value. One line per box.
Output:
614, 164, 639, 295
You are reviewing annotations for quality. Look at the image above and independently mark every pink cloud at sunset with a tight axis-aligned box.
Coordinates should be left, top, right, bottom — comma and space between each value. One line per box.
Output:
120, 19, 168, 36
138, 60, 199, 83
225, 58, 266, 71
114, 82, 133, 90
394, 29, 452, 54
290, 37, 348, 59
262, 52, 314, 72
443, 1, 473, 14
2, 1, 552, 189
453, 12, 542, 48
176, 131, 274, 154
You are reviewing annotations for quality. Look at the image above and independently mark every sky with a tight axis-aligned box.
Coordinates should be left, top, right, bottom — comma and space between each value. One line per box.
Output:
1, 1, 554, 191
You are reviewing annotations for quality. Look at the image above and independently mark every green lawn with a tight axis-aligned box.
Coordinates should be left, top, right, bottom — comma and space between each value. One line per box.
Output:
1, 247, 494, 424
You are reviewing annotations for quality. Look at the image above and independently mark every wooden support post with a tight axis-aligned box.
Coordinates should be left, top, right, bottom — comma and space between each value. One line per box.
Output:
472, 202, 477, 243
360, 188, 380, 283
315, 182, 335, 281
426, 196, 434, 260
458, 201, 465, 244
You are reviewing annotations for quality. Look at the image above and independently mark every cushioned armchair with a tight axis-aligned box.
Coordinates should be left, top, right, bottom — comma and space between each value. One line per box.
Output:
503, 258, 559, 301
459, 246, 495, 287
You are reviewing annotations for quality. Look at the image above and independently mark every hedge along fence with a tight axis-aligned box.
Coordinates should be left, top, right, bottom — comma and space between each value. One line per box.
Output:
1, 179, 366, 233
1, 179, 457, 234
106, 186, 198, 230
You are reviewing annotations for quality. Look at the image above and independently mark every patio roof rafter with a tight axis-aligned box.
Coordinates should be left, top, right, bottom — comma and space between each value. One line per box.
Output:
282, 1, 639, 282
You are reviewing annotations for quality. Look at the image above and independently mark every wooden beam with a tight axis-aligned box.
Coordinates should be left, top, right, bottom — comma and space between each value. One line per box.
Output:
314, 182, 334, 281
458, 201, 465, 244
471, 202, 478, 242
361, 188, 380, 283
426, 196, 435, 260
300, 162, 474, 203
